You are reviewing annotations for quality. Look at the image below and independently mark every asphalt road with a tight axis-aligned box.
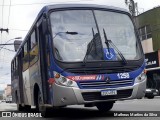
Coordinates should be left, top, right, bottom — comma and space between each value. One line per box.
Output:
0, 97, 160, 120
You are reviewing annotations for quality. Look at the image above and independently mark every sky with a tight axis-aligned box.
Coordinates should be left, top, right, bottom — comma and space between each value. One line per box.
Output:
0, 0, 160, 90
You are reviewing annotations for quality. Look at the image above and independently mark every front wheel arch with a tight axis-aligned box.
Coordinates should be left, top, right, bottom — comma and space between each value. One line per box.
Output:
15, 90, 18, 103
96, 101, 114, 112
33, 83, 40, 106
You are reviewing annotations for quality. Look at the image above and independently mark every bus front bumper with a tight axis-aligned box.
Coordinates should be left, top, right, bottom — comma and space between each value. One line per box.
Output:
52, 79, 146, 106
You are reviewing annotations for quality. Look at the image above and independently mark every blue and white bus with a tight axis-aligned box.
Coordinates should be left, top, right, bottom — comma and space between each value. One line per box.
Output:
11, 4, 146, 116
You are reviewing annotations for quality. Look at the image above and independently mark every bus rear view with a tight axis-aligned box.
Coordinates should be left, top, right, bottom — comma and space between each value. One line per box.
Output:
11, 4, 146, 117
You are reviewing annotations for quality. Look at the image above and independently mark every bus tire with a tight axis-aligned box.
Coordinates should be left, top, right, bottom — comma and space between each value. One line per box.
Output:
24, 105, 31, 111
36, 90, 50, 117
16, 94, 24, 111
96, 102, 114, 112
147, 96, 154, 99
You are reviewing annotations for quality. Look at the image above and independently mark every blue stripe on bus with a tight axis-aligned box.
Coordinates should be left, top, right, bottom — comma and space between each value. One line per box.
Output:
64, 63, 145, 89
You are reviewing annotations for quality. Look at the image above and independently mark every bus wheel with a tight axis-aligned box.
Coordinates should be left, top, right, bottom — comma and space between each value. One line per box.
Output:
37, 91, 49, 117
24, 105, 31, 111
147, 95, 154, 99
96, 102, 114, 112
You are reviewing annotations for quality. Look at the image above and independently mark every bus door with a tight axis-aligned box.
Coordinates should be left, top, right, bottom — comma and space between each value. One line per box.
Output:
37, 20, 50, 104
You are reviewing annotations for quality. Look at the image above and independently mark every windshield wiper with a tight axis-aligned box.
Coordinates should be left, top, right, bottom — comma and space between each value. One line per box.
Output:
103, 28, 127, 65
103, 29, 111, 56
83, 33, 101, 66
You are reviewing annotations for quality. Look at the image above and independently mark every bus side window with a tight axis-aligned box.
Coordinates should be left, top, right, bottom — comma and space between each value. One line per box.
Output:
12, 60, 15, 79
22, 41, 29, 71
11, 61, 14, 79
29, 29, 39, 66
14, 60, 16, 77
15, 57, 18, 77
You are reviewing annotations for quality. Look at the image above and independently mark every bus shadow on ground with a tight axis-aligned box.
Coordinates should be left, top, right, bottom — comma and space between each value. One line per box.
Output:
30, 107, 114, 119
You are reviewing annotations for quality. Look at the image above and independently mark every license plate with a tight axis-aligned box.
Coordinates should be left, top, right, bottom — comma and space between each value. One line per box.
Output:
101, 90, 117, 96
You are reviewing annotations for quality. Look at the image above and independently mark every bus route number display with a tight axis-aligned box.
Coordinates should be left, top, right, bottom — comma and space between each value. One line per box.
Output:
117, 73, 130, 79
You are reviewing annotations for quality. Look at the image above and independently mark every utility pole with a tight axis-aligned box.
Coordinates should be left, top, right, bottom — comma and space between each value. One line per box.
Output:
0, 28, 9, 33
125, 0, 138, 16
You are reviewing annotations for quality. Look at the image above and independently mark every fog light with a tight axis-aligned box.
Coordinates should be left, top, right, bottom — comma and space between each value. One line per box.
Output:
138, 76, 142, 81
61, 97, 66, 103
135, 72, 147, 83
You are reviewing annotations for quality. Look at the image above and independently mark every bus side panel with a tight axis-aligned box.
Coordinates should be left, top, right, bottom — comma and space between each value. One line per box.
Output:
11, 78, 18, 103
18, 53, 25, 104
29, 60, 42, 105
22, 69, 32, 105
29, 21, 49, 106
11, 57, 23, 104
11, 61, 16, 103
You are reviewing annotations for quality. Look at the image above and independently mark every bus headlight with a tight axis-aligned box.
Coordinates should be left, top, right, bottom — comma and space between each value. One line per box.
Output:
54, 72, 78, 87
135, 72, 147, 83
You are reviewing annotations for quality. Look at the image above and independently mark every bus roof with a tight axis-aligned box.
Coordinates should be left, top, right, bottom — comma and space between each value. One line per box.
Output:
39, 4, 129, 15
11, 4, 129, 62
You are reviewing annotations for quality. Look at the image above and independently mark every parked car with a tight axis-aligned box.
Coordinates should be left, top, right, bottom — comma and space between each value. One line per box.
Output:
145, 88, 159, 99
5, 96, 12, 103
1, 99, 6, 102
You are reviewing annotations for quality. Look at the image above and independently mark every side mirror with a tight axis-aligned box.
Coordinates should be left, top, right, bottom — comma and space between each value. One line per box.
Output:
14, 40, 22, 52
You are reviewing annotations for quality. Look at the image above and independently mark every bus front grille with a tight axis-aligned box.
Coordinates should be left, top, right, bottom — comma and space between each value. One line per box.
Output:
66, 66, 138, 74
78, 79, 133, 89
82, 89, 133, 101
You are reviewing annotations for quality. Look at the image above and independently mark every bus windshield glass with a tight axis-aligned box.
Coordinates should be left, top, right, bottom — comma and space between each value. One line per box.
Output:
50, 10, 141, 62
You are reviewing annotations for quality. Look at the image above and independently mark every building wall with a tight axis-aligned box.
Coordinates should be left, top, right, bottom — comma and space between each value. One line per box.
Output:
141, 38, 154, 53
135, 7, 160, 51
0, 90, 4, 100
4, 84, 11, 98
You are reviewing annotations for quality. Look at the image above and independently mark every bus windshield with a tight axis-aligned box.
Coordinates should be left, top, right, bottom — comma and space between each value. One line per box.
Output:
50, 10, 141, 62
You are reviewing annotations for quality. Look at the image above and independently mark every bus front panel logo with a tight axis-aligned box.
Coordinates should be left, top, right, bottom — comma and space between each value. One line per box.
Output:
67, 75, 104, 81
105, 76, 111, 84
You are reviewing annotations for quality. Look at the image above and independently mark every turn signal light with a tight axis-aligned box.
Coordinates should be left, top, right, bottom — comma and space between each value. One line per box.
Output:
48, 78, 55, 84
144, 69, 147, 74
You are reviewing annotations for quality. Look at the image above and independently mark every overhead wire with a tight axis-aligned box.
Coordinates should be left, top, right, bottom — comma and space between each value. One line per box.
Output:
1, 0, 12, 66
1, 0, 4, 28
1, 0, 14, 66
1, 47, 15, 52
0, 0, 5, 68
0, 0, 94, 81
1, 45, 14, 68
7, 0, 11, 29
9, 29, 28, 31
